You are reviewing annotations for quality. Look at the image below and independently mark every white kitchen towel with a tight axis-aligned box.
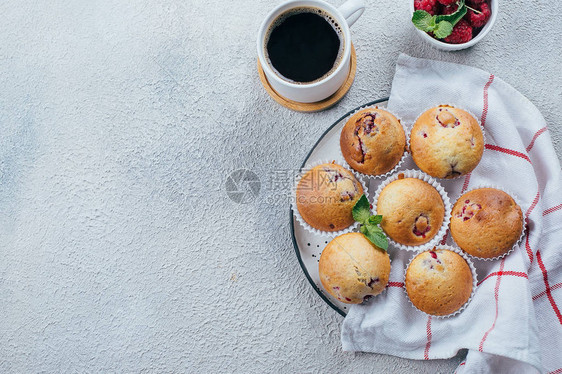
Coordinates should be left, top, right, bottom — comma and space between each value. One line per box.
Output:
341, 54, 562, 374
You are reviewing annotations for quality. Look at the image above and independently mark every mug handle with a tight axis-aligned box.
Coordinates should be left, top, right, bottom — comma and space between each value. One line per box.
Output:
338, 0, 365, 27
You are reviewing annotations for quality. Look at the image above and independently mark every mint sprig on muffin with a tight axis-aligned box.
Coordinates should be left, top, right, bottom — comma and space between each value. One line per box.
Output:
412, 0, 467, 39
352, 194, 389, 251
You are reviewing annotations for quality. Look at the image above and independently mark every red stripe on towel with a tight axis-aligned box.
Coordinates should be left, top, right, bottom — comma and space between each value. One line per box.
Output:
479, 257, 506, 351
543, 204, 562, 216
481, 75, 495, 127
424, 316, 432, 360
533, 282, 562, 301
485, 144, 532, 163
536, 251, 562, 325
526, 127, 548, 152
477, 271, 528, 286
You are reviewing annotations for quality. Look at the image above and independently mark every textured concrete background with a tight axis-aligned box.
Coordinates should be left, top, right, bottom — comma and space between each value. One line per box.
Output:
1, 0, 560, 372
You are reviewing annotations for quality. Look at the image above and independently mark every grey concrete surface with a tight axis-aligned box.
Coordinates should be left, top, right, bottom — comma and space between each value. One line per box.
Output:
1, 0, 560, 372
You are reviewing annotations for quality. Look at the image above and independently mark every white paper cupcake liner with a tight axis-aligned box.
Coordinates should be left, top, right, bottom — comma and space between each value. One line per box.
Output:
338, 105, 410, 180
448, 185, 527, 261
403, 245, 478, 318
373, 169, 452, 251
291, 159, 369, 238
409, 104, 487, 180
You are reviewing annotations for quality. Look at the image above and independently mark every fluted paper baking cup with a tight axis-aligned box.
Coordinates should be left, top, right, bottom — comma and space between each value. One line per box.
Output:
403, 245, 478, 318
373, 169, 452, 251
409, 104, 486, 180
338, 105, 410, 180
291, 159, 369, 238
448, 185, 527, 261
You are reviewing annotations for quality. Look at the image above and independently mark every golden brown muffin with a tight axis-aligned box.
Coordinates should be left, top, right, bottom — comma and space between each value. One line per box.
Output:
340, 108, 406, 176
377, 176, 445, 246
296, 163, 363, 232
319, 232, 391, 304
405, 248, 473, 316
450, 188, 523, 259
410, 105, 484, 179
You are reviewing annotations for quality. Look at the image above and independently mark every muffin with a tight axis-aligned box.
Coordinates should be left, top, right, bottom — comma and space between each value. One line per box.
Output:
340, 107, 406, 176
295, 162, 363, 232
319, 232, 391, 304
405, 248, 473, 316
410, 105, 484, 179
450, 188, 523, 259
377, 176, 445, 246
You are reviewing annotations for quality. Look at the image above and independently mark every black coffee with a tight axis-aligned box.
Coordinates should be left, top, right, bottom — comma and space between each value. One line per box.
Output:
266, 8, 343, 83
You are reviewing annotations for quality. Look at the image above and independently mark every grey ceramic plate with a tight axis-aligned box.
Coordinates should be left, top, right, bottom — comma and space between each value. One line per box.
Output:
290, 98, 389, 316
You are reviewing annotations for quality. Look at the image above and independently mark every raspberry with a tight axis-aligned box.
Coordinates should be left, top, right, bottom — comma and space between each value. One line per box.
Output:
444, 19, 473, 44
468, 2, 491, 28
437, 0, 456, 5
467, 0, 485, 5
414, 0, 439, 15
441, 4, 458, 15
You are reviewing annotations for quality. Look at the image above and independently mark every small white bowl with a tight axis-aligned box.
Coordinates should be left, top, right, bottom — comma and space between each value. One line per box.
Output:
409, 0, 498, 51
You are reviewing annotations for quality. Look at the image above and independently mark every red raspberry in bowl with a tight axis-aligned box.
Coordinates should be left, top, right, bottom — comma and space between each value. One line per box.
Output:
414, 0, 439, 15
441, 4, 458, 15
467, 0, 486, 5
468, 2, 491, 28
437, 0, 456, 5
444, 19, 473, 44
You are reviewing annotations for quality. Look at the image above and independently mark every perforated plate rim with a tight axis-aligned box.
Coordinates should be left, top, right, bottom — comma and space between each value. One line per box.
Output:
289, 97, 389, 317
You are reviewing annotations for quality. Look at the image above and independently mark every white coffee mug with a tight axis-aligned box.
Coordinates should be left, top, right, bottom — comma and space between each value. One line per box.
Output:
257, 0, 365, 103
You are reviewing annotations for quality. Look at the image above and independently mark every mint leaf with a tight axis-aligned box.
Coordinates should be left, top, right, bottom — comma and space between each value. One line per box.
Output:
365, 224, 382, 234
412, 1, 467, 39
352, 195, 389, 251
372, 231, 389, 251
363, 225, 389, 251
368, 215, 383, 225
433, 21, 454, 39
412, 10, 436, 32
352, 194, 371, 224
435, 1, 467, 27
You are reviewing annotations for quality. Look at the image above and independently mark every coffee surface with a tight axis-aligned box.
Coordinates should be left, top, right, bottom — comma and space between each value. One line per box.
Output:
266, 9, 342, 83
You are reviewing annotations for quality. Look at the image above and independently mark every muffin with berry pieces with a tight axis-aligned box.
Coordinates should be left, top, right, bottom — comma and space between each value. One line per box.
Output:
376, 176, 445, 246
295, 162, 363, 232
340, 107, 407, 177
410, 105, 484, 179
319, 232, 391, 304
450, 188, 523, 259
405, 248, 473, 316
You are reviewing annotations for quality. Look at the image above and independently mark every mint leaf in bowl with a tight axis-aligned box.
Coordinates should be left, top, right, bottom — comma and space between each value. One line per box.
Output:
412, 0, 467, 40
433, 21, 454, 39
412, 10, 436, 32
